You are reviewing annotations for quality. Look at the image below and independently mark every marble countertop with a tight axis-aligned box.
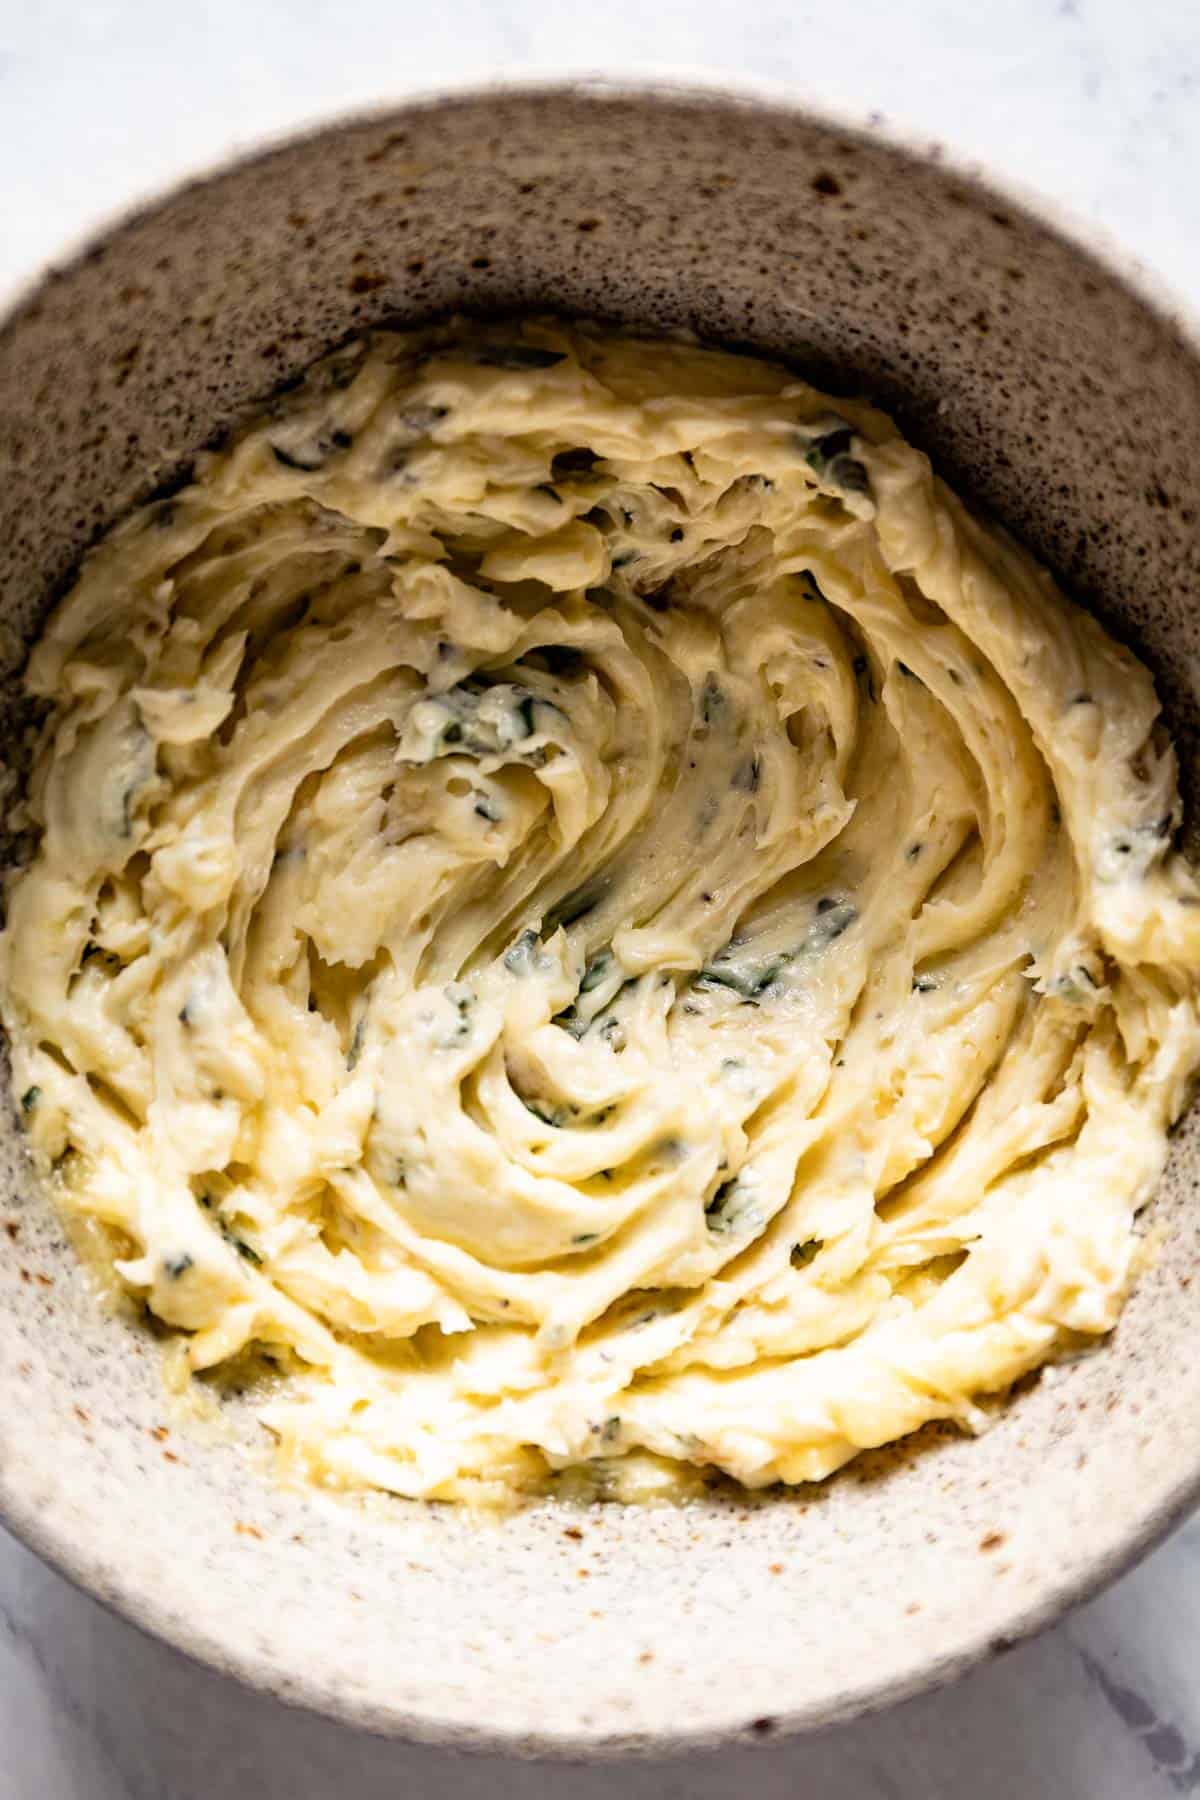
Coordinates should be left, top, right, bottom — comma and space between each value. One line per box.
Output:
2, 1, 1200, 1793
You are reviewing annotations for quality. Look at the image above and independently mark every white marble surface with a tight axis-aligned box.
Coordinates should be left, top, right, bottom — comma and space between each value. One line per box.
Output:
3, 0, 1200, 1793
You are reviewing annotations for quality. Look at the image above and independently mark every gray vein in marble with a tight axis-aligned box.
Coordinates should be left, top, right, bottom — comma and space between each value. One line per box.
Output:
1079, 1650, 1200, 1793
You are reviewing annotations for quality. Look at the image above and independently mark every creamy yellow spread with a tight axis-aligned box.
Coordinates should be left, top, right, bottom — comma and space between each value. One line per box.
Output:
4, 318, 1200, 1502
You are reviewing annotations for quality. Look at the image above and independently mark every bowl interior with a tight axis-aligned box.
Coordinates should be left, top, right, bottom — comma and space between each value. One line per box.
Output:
1, 86, 1199, 1753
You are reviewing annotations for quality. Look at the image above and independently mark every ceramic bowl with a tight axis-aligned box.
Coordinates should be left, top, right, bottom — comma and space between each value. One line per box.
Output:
1, 84, 1199, 1757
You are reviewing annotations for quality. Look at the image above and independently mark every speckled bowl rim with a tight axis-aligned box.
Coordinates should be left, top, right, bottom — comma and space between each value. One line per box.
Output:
2, 76, 1200, 1759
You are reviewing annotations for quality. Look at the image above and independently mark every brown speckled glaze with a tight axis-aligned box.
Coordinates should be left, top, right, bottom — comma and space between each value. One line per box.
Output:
1, 85, 1199, 1757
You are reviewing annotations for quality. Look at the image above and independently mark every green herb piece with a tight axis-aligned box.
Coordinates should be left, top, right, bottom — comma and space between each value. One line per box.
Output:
579, 950, 615, 993
503, 929, 542, 976
398, 680, 549, 765
20, 1086, 40, 1114
439, 986, 475, 1048
522, 1096, 573, 1129
1049, 965, 1100, 1004
695, 949, 790, 1002
214, 1211, 264, 1266
790, 1238, 823, 1269
705, 1177, 751, 1235
801, 424, 870, 495
809, 899, 858, 948
699, 674, 726, 726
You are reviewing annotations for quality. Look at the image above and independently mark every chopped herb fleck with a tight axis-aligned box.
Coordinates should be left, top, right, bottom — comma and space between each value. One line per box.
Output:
580, 950, 615, 993
522, 1095, 574, 1130
705, 1176, 759, 1235
503, 928, 542, 975
438, 986, 475, 1047
808, 900, 858, 948
790, 1238, 823, 1269
695, 951, 789, 1002
20, 1086, 40, 1114
346, 1016, 368, 1070
802, 424, 871, 495
699, 674, 726, 726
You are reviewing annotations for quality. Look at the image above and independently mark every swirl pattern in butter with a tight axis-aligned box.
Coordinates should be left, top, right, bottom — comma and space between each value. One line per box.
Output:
4, 319, 1199, 1501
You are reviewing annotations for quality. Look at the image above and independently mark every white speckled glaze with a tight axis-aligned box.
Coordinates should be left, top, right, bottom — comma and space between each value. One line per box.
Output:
0, 84, 1199, 1757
